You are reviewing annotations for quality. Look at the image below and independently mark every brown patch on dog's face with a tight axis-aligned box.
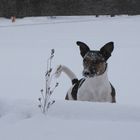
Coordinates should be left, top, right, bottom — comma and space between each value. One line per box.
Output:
83, 51, 107, 77
76, 41, 114, 77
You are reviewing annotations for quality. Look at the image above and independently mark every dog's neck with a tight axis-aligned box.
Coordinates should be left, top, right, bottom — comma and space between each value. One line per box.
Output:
78, 66, 112, 102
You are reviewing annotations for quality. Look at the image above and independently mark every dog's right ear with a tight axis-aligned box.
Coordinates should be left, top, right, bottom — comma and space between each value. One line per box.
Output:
100, 42, 114, 61
76, 41, 90, 57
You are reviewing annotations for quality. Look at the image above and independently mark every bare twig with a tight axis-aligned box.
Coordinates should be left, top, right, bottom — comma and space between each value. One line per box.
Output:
38, 49, 58, 114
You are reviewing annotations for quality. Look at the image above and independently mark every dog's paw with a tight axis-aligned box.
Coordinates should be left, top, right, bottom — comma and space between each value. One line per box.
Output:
54, 65, 63, 78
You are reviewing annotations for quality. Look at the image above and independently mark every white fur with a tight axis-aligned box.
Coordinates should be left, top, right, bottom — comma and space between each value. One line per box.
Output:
55, 65, 77, 81
77, 69, 112, 102
55, 65, 112, 103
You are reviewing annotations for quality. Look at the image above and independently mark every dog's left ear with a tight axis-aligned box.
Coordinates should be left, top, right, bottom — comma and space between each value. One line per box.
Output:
76, 41, 90, 57
100, 42, 114, 61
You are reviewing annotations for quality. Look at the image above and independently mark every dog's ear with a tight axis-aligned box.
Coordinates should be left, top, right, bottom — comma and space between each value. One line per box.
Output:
76, 41, 90, 57
100, 42, 114, 61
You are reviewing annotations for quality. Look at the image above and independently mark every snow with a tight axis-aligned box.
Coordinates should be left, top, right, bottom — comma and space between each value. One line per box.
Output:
0, 15, 140, 140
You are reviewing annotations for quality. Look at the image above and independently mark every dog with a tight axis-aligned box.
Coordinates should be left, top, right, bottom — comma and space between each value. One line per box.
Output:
55, 41, 116, 103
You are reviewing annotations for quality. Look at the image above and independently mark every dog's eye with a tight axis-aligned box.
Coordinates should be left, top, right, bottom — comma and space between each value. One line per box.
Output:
84, 59, 88, 63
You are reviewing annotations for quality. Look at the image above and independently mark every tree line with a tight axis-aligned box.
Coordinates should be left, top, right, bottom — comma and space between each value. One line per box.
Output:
0, 0, 140, 18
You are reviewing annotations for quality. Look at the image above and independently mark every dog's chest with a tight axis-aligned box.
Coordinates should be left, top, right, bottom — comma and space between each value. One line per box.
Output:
77, 74, 112, 102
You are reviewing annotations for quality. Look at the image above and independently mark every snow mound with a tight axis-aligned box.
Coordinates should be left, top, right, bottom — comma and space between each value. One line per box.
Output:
49, 101, 140, 122
0, 99, 39, 124
0, 99, 140, 140
1, 99, 140, 123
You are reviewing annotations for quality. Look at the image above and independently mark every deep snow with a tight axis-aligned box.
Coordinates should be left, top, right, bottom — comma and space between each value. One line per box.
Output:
0, 16, 140, 140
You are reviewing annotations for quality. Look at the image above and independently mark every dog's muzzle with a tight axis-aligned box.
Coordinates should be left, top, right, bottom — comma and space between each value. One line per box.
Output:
83, 68, 97, 77
83, 63, 107, 77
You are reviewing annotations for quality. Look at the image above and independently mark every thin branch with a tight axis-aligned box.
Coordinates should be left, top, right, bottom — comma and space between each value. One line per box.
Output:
38, 49, 58, 114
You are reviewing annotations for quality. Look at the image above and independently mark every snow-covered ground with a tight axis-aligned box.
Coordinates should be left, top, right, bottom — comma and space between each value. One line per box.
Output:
0, 16, 140, 140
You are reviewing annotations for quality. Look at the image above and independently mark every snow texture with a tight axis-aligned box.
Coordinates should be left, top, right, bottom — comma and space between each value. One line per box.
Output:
0, 15, 140, 140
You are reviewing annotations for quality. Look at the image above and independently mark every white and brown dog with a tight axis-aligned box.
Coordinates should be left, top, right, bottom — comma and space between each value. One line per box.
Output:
55, 41, 116, 103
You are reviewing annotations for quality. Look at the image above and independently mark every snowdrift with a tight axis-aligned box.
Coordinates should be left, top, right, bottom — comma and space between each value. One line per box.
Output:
0, 99, 140, 140
0, 16, 140, 140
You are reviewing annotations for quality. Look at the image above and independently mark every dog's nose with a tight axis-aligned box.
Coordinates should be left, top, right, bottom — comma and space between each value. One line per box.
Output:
84, 71, 90, 76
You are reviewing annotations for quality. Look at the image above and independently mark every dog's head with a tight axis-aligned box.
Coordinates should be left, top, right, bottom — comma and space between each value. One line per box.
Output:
77, 41, 114, 77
